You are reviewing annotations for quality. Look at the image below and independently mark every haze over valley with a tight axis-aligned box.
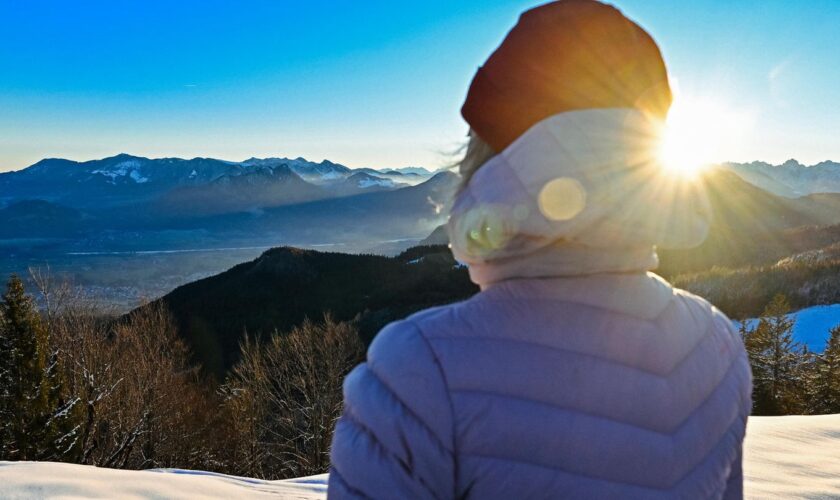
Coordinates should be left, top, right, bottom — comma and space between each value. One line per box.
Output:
6, 152, 840, 322
0, 154, 455, 306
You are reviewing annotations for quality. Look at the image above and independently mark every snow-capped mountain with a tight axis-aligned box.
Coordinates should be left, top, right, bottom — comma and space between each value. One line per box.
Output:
0, 154, 433, 209
91, 158, 149, 183
239, 157, 353, 184
725, 159, 840, 197
0, 153, 455, 253
156, 163, 328, 216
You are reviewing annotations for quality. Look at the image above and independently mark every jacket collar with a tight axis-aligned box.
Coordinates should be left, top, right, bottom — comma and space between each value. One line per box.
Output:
467, 240, 659, 288
481, 271, 677, 321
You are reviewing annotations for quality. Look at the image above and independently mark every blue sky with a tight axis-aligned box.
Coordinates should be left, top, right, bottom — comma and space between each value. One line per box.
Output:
1, 0, 839, 171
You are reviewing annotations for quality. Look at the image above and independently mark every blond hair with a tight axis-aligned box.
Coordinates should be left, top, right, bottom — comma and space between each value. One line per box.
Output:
457, 130, 496, 192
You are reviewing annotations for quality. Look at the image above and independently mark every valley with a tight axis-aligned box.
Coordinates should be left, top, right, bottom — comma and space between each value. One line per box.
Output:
0, 154, 452, 306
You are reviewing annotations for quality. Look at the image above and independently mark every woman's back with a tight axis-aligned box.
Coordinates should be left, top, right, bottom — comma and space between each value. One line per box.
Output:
329, 272, 751, 499
329, 0, 752, 497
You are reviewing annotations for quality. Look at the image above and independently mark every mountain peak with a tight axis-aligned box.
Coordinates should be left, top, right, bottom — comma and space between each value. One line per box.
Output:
429, 170, 458, 182
814, 160, 840, 168
99, 153, 148, 163
379, 166, 433, 176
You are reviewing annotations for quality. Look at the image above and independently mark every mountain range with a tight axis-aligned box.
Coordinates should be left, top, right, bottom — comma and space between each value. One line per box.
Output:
4, 153, 840, 308
0, 154, 454, 305
724, 159, 840, 198
0, 154, 451, 248
0, 153, 433, 210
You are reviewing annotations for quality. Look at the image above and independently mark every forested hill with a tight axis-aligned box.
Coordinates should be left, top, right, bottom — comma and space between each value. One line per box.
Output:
152, 245, 478, 377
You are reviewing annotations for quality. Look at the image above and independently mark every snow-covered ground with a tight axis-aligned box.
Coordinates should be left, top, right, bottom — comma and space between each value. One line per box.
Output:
2, 414, 839, 499
741, 303, 840, 352
0, 464, 328, 499
744, 414, 840, 499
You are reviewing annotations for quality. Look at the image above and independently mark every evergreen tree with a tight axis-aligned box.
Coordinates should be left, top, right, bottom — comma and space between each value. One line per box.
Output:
0, 275, 81, 461
743, 294, 808, 415
808, 324, 840, 414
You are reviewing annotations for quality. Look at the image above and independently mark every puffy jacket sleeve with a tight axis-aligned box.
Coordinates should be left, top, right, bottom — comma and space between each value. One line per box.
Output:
328, 319, 455, 499
722, 444, 743, 500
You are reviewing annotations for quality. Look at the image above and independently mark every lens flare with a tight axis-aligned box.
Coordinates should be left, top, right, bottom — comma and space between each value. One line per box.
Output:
538, 177, 587, 221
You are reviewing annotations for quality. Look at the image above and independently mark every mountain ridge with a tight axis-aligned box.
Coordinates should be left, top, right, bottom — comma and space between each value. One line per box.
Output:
725, 159, 840, 197
0, 153, 436, 211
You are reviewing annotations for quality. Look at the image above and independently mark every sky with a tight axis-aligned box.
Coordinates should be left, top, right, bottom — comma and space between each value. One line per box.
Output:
1, 0, 839, 172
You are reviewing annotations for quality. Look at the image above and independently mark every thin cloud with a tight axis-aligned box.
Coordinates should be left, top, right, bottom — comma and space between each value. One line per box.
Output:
769, 58, 794, 82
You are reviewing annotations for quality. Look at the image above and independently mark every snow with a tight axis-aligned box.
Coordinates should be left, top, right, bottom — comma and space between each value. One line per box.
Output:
244, 158, 351, 184
0, 463, 328, 499
91, 161, 148, 184
3, 414, 840, 499
76, 155, 432, 188
744, 414, 840, 499
129, 170, 149, 184
739, 304, 840, 352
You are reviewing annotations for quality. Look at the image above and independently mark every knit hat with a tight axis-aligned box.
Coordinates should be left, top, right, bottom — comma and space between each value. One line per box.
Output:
461, 0, 672, 152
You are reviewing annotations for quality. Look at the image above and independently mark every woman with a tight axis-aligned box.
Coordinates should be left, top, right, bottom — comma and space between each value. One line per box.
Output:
329, 1, 752, 498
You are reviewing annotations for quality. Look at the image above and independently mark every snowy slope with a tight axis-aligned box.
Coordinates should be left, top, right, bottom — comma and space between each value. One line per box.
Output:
744, 414, 840, 499
0, 463, 327, 499
740, 303, 840, 352
3, 414, 840, 499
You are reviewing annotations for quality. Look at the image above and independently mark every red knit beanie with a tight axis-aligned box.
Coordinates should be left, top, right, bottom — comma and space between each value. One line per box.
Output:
462, 0, 672, 152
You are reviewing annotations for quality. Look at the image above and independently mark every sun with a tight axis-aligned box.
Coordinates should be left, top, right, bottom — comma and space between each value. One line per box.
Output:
658, 95, 749, 179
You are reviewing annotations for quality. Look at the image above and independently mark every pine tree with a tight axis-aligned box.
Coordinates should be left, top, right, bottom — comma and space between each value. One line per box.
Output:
809, 324, 840, 414
743, 294, 808, 415
0, 275, 81, 461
